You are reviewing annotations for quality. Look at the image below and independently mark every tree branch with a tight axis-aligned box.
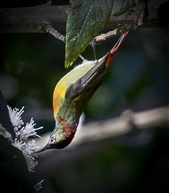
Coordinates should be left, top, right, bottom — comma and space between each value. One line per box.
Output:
36, 106, 169, 153
0, 4, 70, 33
0, 0, 167, 33
34, 106, 169, 179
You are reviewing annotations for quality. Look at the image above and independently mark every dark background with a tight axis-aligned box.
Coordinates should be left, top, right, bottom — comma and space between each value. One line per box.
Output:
0, 1, 169, 193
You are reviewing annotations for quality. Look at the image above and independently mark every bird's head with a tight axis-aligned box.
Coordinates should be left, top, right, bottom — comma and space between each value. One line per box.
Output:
36, 122, 77, 153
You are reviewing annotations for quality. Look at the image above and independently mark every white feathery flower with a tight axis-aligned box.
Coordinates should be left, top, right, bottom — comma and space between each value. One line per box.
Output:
25, 139, 39, 155
19, 118, 43, 139
23, 142, 39, 172
4, 105, 43, 175
12, 139, 39, 172
12, 138, 26, 151
7, 106, 24, 128
23, 152, 38, 172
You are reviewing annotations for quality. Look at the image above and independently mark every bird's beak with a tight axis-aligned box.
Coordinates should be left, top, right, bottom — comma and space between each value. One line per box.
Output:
35, 143, 50, 153
105, 31, 129, 68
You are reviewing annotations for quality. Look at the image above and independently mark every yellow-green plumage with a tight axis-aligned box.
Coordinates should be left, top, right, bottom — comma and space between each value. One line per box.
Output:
53, 60, 97, 117
53, 56, 107, 118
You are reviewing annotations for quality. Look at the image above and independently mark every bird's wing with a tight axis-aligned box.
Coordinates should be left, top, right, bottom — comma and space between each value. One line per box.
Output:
65, 53, 108, 100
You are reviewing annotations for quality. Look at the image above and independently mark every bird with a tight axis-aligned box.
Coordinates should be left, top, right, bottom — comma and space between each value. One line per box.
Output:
36, 31, 128, 153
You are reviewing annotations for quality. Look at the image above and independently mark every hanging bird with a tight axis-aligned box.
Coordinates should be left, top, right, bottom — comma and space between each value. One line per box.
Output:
36, 31, 128, 153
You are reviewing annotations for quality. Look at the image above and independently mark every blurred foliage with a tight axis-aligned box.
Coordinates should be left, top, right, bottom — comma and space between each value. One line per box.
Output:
0, 14, 169, 193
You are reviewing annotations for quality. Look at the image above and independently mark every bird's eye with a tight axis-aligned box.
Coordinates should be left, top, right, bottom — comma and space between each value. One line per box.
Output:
49, 134, 56, 144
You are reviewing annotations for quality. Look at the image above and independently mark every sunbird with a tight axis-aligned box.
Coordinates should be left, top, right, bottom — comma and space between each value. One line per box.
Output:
36, 31, 128, 153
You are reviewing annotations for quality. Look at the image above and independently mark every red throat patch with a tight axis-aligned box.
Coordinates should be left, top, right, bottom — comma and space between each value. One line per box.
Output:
62, 124, 77, 139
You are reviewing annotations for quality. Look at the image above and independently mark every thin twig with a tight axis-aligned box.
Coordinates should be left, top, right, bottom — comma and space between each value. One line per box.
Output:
43, 21, 85, 61
93, 28, 119, 43
43, 21, 65, 42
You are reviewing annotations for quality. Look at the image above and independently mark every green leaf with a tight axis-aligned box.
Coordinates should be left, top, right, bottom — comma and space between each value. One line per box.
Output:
65, 0, 135, 68
65, 0, 114, 68
111, 0, 135, 16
